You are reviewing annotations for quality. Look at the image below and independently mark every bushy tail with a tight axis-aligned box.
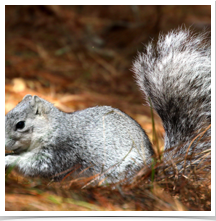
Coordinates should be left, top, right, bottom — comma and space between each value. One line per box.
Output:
132, 28, 211, 156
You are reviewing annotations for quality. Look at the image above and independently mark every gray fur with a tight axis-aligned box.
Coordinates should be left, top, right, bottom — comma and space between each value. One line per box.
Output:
132, 28, 211, 162
5, 95, 153, 183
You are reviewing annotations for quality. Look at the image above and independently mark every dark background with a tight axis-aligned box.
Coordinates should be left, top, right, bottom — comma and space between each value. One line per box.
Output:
5, 5, 211, 109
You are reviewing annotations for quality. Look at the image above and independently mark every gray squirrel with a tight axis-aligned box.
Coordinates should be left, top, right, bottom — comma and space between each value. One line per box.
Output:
5, 28, 211, 184
5, 96, 153, 183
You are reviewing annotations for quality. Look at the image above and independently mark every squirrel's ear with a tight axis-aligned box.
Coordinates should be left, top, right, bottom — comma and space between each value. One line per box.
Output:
30, 95, 50, 115
23, 94, 32, 101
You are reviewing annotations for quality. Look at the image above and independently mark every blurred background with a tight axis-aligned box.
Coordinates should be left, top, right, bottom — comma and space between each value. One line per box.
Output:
5, 5, 211, 211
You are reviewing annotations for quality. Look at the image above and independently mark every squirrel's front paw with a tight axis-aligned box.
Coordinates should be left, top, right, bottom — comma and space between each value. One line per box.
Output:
5, 155, 11, 167
5, 155, 17, 168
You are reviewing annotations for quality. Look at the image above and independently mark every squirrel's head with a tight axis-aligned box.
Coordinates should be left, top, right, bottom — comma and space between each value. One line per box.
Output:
5, 95, 52, 154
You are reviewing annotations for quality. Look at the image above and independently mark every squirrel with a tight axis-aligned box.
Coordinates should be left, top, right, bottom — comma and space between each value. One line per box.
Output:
5, 28, 211, 184
5, 96, 153, 183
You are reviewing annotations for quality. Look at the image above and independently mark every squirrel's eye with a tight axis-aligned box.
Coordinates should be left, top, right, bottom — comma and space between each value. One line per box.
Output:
16, 121, 25, 130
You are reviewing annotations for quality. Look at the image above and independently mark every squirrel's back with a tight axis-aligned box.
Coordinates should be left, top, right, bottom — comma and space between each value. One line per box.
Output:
133, 28, 211, 158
